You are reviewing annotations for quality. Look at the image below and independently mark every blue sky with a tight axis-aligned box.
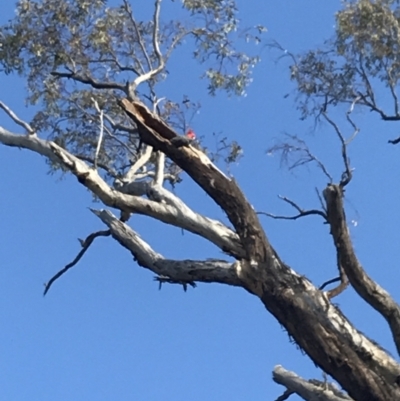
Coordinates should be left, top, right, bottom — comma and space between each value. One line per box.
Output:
1, 1, 400, 400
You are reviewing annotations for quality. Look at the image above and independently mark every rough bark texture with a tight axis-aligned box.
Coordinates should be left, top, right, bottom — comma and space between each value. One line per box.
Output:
119, 98, 400, 401
323, 184, 400, 356
2, 99, 400, 400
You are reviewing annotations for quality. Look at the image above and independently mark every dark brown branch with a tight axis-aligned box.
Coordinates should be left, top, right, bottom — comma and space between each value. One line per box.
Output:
324, 184, 400, 354
51, 71, 127, 93
118, 98, 400, 400
258, 195, 327, 221
258, 209, 326, 221
43, 229, 111, 295
319, 277, 340, 291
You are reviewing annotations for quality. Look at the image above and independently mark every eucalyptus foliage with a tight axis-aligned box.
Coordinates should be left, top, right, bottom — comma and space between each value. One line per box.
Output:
0, 0, 263, 180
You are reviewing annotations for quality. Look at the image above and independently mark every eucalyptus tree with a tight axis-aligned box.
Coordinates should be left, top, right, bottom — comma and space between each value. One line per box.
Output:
1, 1, 400, 400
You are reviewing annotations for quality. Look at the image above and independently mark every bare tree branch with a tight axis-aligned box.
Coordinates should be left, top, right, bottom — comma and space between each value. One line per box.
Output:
267, 134, 333, 182
44, 229, 111, 295
273, 365, 354, 401
0, 101, 35, 135
123, 145, 153, 182
123, 0, 152, 74
92, 209, 242, 287
0, 126, 244, 258
131, 0, 166, 90
119, 98, 400, 400
319, 277, 340, 291
258, 195, 327, 221
321, 112, 352, 187
323, 184, 400, 355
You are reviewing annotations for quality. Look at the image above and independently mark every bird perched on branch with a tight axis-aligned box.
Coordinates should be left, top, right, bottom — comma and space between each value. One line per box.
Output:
170, 129, 197, 148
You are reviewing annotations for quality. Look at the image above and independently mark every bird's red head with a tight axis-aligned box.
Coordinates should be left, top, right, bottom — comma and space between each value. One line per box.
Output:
186, 129, 196, 140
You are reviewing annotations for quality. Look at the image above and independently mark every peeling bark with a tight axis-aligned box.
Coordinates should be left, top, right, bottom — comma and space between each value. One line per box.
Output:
119, 98, 400, 401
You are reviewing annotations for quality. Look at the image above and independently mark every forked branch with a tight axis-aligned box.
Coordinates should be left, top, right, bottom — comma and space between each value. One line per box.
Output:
258, 195, 327, 221
92, 209, 242, 287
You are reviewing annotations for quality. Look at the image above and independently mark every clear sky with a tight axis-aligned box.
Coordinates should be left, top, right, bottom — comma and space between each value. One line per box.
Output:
1, 1, 399, 400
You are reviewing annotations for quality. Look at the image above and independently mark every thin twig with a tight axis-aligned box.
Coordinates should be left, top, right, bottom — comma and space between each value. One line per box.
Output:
43, 229, 111, 295
0, 101, 35, 135
123, 0, 151, 73
385, 64, 399, 116
315, 187, 327, 214
345, 96, 361, 145
131, 0, 166, 89
258, 209, 326, 221
258, 195, 327, 221
268, 134, 333, 182
319, 277, 340, 291
322, 112, 352, 187
103, 113, 137, 134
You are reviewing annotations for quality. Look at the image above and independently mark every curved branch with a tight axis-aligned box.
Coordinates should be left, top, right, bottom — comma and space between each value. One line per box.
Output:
123, 0, 152, 73
119, 98, 400, 400
92, 209, 242, 287
0, 126, 244, 258
323, 184, 400, 355
44, 229, 111, 295
258, 195, 327, 221
0, 101, 35, 135
321, 112, 353, 187
123, 145, 153, 182
131, 0, 166, 90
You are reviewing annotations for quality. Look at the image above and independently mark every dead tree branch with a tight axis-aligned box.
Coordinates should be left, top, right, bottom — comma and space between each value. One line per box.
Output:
92, 209, 242, 287
0, 100, 35, 135
258, 195, 327, 221
267, 134, 333, 182
43, 229, 111, 295
323, 183, 400, 354
118, 98, 400, 400
273, 365, 353, 401
0, 126, 244, 258
321, 112, 353, 187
